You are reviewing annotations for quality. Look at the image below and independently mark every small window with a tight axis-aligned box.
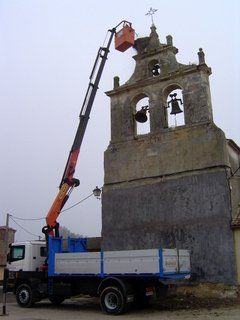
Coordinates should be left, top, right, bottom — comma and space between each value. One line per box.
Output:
10, 245, 25, 262
40, 246, 47, 257
148, 59, 160, 77
135, 96, 150, 135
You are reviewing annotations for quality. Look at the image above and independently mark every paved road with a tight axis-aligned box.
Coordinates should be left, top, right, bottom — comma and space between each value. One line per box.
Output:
1, 293, 240, 320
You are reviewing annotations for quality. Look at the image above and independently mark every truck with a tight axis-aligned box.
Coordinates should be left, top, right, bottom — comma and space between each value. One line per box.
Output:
6, 21, 191, 315
7, 238, 190, 314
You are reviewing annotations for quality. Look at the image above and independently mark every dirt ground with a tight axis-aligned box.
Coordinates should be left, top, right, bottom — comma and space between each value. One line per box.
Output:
1, 293, 240, 320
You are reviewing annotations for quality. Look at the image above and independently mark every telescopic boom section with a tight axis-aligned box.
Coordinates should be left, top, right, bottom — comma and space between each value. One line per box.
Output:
43, 28, 116, 237
42, 21, 134, 237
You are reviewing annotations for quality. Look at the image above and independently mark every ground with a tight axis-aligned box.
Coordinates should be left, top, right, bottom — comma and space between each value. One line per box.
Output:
1, 292, 240, 320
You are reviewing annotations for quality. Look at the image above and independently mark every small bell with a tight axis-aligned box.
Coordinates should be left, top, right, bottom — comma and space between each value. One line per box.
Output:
167, 93, 183, 115
152, 64, 160, 76
134, 106, 149, 123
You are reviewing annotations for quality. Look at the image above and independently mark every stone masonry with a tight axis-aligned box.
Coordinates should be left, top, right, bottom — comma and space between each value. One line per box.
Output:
102, 25, 240, 285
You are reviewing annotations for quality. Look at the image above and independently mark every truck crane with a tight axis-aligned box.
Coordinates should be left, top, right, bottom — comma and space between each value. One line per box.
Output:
42, 21, 134, 239
7, 22, 191, 315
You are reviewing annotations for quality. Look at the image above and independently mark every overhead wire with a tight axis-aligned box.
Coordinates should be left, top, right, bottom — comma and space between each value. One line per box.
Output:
10, 215, 45, 221
10, 187, 102, 221
10, 216, 43, 239
60, 192, 94, 213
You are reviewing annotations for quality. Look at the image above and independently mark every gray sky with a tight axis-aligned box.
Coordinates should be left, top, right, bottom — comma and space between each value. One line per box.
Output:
1, 0, 239, 241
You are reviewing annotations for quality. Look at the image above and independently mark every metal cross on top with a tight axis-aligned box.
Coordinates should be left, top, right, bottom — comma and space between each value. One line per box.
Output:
146, 7, 158, 25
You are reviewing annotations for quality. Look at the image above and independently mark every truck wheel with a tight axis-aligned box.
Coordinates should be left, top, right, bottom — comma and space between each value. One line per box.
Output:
48, 296, 65, 305
100, 286, 127, 315
16, 284, 36, 308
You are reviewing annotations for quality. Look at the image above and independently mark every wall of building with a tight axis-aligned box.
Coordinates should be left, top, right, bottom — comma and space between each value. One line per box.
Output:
0, 227, 15, 266
102, 26, 239, 286
104, 123, 229, 185
0, 227, 16, 281
102, 169, 236, 284
233, 230, 240, 284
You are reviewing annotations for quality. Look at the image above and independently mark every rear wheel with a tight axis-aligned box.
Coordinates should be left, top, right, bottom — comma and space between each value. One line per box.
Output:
16, 284, 36, 308
100, 286, 128, 315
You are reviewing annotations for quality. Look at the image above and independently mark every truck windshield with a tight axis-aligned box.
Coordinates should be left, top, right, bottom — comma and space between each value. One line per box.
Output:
10, 245, 25, 262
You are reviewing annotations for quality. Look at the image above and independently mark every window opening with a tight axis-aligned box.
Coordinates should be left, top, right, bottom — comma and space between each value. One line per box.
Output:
10, 245, 25, 262
149, 60, 160, 77
166, 89, 184, 127
40, 246, 47, 257
152, 63, 160, 76
135, 97, 150, 135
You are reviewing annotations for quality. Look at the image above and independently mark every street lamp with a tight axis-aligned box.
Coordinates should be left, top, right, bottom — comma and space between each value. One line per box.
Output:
93, 186, 101, 199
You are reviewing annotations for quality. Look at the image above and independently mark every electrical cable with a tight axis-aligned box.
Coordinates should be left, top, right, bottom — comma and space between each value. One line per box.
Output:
60, 192, 94, 213
10, 187, 102, 221
10, 215, 45, 221
10, 216, 43, 239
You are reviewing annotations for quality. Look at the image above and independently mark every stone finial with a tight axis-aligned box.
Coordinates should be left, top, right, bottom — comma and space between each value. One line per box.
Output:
113, 76, 120, 89
147, 24, 161, 50
198, 48, 205, 64
166, 35, 173, 46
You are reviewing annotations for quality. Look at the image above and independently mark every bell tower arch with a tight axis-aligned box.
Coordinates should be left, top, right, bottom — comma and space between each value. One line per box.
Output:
102, 25, 238, 285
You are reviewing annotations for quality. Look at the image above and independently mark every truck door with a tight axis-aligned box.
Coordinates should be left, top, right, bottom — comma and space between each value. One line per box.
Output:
8, 245, 26, 272
31, 244, 47, 271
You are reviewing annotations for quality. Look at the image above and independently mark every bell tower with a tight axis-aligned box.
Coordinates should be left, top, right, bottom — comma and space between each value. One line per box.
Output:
102, 25, 239, 285
108, 24, 213, 144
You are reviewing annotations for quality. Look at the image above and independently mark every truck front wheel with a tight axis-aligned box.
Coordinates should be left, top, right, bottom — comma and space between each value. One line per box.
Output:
100, 286, 127, 315
16, 284, 36, 308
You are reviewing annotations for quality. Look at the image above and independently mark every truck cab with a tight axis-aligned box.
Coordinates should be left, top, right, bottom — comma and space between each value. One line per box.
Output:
7, 241, 46, 272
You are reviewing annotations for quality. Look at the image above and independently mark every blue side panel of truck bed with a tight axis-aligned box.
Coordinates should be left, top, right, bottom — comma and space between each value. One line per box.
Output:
48, 236, 87, 276
48, 237, 190, 280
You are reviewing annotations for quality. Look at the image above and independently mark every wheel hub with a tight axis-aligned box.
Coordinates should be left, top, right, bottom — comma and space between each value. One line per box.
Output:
104, 292, 118, 310
19, 289, 29, 304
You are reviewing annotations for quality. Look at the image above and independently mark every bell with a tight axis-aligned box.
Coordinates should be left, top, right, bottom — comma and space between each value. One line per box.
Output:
134, 106, 149, 123
168, 93, 183, 115
170, 100, 183, 115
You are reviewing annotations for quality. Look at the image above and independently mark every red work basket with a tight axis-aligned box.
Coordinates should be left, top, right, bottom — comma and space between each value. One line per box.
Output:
115, 23, 135, 52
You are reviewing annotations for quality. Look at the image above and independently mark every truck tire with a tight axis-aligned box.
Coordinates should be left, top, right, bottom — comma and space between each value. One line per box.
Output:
16, 284, 36, 308
48, 296, 65, 305
100, 286, 128, 315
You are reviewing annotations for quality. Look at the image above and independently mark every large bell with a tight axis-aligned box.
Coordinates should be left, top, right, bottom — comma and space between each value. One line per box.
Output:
134, 106, 149, 123
170, 100, 183, 115
168, 93, 183, 115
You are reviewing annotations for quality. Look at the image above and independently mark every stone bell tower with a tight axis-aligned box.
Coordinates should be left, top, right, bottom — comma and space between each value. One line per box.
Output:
102, 25, 240, 285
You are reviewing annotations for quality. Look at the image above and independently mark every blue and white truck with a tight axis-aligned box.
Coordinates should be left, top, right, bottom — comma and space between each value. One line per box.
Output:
7, 237, 190, 314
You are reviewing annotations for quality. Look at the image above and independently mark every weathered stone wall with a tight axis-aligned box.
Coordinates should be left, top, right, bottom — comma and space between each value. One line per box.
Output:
102, 121, 238, 284
102, 169, 237, 284
102, 26, 239, 285
105, 123, 229, 184
107, 65, 213, 142
0, 227, 16, 268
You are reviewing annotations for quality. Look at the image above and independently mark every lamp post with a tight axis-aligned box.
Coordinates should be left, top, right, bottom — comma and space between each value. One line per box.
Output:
4, 214, 10, 266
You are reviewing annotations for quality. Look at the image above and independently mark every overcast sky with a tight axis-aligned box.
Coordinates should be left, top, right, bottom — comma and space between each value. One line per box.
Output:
0, 0, 239, 241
